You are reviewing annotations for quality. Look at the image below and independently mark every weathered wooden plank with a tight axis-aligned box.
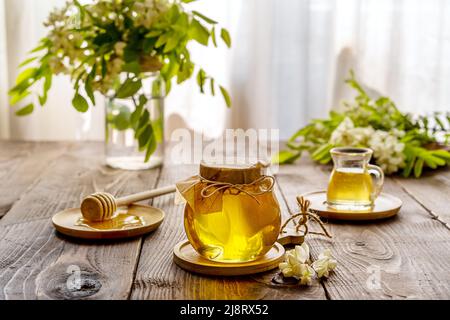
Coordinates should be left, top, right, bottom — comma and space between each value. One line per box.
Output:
394, 170, 450, 228
0, 220, 141, 299
3, 140, 449, 300
130, 162, 327, 300
0, 142, 160, 299
0, 141, 70, 218
276, 160, 450, 299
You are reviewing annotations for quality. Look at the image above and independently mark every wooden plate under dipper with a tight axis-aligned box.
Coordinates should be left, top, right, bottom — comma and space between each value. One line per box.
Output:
52, 204, 165, 239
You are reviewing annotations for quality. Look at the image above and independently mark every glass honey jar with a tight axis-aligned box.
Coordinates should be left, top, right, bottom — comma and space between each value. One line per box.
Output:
176, 162, 281, 263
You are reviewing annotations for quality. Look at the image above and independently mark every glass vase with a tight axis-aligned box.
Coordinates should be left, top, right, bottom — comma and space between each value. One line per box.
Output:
105, 73, 165, 170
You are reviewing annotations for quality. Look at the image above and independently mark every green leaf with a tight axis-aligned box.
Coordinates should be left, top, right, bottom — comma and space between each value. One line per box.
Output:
166, 4, 180, 23
421, 116, 429, 130
113, 107, 131, 131
318, 153, 332, 164
220, 28, 231, 48
423, 156, 438, 169
38, 94, 47, 106
130, 95, 147, 128
15, 103, 34, 116
44, 71, 53, 92
155, 33, 172, 48
189, 19, 209, 46
174, 12, 189, 31
273, 150, 302, 164
29, 43, 47, 53
414, 158, 424, 178
135, 109, 150, 138
161, 58, 179, 80
289, 124, 314, 142
144, 133, 157, 162
138, 124, 153, 151
72, 93, 89, 112
74, 70, 86, 91
434, 114, 445, 130
403, 155, 416, 177
116, 78, 142, 99
146, 30, 164, 38
210, 78, 215, 96
19, 56, 38, 68
10, 90, 30, 105
196, 69, 206, 93
429, 155, 446, 166
85, 78, 95, 105
164, 35, 180, 53
211, 27, 218, 47
165, 79, 172, 95
345, 69, 368, 97
177, 61, 194, 84
181, 0, 197, 3
192, 11, 217, 24
311, 143, 333, 161
219, 85, 231, 107
16, 68, 37, 85
432, 149, 450, 160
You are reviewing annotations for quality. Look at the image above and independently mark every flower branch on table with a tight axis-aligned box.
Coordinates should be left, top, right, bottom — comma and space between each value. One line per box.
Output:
276, 71, 450, 178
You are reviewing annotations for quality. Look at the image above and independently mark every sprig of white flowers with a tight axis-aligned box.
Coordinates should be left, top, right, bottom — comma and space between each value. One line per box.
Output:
279, 242, 337, 285
330, 117, 406, 174
276, 71, 450, 177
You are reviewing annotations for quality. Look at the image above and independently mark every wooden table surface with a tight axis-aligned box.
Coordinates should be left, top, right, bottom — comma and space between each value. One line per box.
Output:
1, 141, 450, 300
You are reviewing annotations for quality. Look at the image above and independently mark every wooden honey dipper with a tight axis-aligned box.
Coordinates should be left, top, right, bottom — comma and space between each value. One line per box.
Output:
81, 185, 176, 222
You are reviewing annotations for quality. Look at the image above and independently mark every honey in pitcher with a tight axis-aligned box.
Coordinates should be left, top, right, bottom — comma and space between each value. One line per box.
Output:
327, 167, 374, 207
184, 189, 281, 263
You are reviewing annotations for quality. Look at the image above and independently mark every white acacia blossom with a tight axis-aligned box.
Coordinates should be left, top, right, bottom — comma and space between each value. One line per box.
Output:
329, 117, 406, 174
368, 130, 406, 174
312, 249, 337, 278
279, 243, 338, 285
279, 243, 314, 285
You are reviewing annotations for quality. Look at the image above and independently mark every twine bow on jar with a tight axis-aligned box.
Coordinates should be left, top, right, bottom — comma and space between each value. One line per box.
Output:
175, 162, 276, 215
199, 175, 275, 205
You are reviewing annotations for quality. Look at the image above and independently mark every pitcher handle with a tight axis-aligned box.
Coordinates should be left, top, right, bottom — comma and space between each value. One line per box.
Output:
368, 164, 384, 203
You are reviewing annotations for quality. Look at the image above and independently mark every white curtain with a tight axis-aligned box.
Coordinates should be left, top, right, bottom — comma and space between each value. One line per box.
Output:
0, 0, 104, 140
1, 0, 449, 141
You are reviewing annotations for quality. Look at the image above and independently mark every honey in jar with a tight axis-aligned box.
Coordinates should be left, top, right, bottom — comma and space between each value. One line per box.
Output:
176, 162, 281, 263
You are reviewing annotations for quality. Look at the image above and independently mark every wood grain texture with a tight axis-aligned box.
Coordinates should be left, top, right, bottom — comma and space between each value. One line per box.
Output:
0, 141, 70, 218
0, 142, 160, 299
276, 160, 450, 299
130, 163, 327, 300
394, 170, 450, 228
1, 141, 450, 300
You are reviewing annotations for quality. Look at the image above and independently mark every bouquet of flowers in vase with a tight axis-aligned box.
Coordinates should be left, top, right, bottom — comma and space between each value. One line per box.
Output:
276, 72, 450, 177
9, 0, 231, 163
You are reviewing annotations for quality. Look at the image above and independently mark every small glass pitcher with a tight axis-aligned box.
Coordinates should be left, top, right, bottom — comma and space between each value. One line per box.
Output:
327, 147, 384, 210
